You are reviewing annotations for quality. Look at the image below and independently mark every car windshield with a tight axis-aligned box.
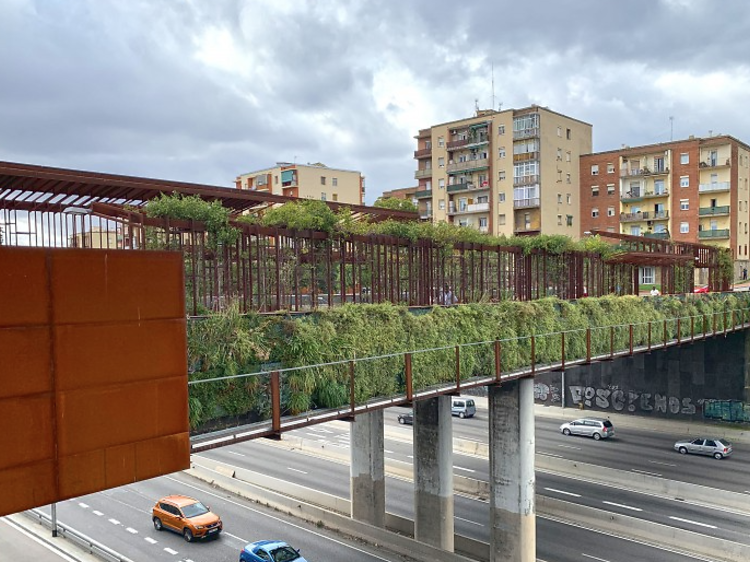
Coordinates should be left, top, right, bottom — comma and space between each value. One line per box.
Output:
602, 420, 613, 427
718, 440, 731, 446
181, 501, 209, 518
466, 400, 475, 407
271, 546, 300, 562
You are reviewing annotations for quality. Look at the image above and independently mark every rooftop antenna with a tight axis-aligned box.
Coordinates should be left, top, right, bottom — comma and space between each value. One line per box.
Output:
475, 98, 480, 114
669, 116, 674, 141
491, 63, 495, 111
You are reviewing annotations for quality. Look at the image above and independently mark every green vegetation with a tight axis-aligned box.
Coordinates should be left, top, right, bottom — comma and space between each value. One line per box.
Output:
373, 196, 418, 213
187, 292, 750, 431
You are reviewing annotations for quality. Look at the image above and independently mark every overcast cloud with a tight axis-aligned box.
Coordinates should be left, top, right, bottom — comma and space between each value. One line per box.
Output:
1, 0, 749, 203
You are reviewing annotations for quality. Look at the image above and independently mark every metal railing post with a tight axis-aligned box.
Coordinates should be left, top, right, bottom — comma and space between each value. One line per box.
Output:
405, 353, 413, 401
455, 345, 461, 391
271, 371, 281, 434
494, 340, 502, 383
349, 360, 356, 415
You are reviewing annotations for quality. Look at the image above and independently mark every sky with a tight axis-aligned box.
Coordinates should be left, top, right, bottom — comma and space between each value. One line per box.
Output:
2, 0, 749, 205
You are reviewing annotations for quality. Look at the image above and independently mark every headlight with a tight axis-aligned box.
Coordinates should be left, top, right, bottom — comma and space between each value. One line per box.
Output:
196, 526, 204, 529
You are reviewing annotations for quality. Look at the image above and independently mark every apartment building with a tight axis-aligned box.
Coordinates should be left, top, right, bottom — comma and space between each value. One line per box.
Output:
580, 135, 750, 276
413, 105, 592, 237
235, 162, 365, 205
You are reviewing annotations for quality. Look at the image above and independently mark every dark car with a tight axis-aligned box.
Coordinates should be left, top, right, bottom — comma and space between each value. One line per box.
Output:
240, 540, 307, 562
397, 411, 413, 425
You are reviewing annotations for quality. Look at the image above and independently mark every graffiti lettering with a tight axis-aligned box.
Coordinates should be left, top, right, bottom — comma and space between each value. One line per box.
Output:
563, 386, 697, 416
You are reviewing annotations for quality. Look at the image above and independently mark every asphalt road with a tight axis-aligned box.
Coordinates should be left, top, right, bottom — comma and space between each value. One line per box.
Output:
0, 517, 87, 562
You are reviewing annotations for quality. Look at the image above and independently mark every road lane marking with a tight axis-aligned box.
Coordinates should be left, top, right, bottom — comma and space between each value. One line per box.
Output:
93, 510, 103, 516
669, 516, 717, 529
2, 518, 80, 562
544, 487, 581, 498
386, 457, 412, 465
305, 433, 323, 439
631, 466, 663, 477
407, 455, 414, 459
145, 537, 158, 544
540, 452, 563, 458
648, 460, 676, 467
384, 449, 394, 454
108, 518, 120, 525
557, 444, 581, 450
164, 547, 179, 555
602, 501, 642, 512
126, 527, 138, 534
227, 451, 246, 457
455, 516, 484, 526
581, 554, 611, 562
287, 467, 308, 474
453, 465, 476, 473
78, 502, 89, 509
331, 443, 349, 448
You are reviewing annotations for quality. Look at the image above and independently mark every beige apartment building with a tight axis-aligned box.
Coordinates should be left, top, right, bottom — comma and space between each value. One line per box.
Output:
413, 105, 592, 237
580, 135, 750, 278
235, 162, 365, 205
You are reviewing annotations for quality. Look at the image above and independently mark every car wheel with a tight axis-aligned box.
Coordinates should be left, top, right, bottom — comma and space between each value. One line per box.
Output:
562, 428, 571, 436
459, 412, 465, 419
714, 452, 723, 460
593, 432, 601, 440
398, 417, 405, 424
678, 447, 688, 455
183, 528, 193, 542
153, 517, 163, 531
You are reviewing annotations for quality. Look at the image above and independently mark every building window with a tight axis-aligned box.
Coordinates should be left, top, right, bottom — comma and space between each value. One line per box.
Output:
607, 206, 615, 217
499, 192, 506, 202
641, 267, 655, 285
607, 163, 615, 174
321, 176, 326, 185
499, 171, 506, 181
567, 194, 572, 204
591, 164, 599, 175
566, 151, 571, 162
557, 193, 563, 204
438, 199, 445, 210
680, 199, 689, 210
275, 175, 279, 184
680, 221, 689, 233
321, 192, 327, 201
607, 183, 615, 195
557, 126, 562, 137
591, 208, 599, 218
680, 153, 689, 164
566, 215, 573, 226
438, 157, 445, 168
479, 217, 488, 228
332, 178, 338, 186
591, 186, 599, 197
557, 148, 562, 160
332, 193, 338, 201
439, 179, 445, 189
557, 214, 562, 225
630, 225, 641, 236
498, 125, 505, 135
654, 179, 665, 194
499, 214, 506, 225
680, 176, 689, 188
438, 136, 444, 148
498, 147, 506, 158
566, 128, 571, 140
566, 173, 571, 184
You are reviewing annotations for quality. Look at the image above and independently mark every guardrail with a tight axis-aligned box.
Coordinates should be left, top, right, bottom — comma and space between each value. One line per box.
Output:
24, 508, 135, 562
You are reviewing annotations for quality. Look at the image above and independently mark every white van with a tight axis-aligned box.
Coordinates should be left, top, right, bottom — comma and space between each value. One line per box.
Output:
451, 397, 476, 419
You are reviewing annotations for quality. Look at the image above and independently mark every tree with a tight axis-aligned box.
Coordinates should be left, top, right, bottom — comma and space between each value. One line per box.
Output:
373, 196, 417, 213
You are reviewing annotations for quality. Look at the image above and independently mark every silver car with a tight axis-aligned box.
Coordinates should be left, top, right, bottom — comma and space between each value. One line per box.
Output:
559, 417, 614, 440
674, 437, 733, 459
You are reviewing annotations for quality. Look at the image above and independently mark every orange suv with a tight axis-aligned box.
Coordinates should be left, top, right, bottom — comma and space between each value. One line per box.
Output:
152, 495, 222, 542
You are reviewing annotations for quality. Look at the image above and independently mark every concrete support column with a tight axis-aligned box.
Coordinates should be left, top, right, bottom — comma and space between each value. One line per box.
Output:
414, 395, 454, 551
350, 410, 385, 527
489, 378, 535, 562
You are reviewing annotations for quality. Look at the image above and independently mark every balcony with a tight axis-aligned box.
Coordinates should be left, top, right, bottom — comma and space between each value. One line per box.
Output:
513, 198, 540, 209
478, 226, 489, 234
620, 210, 669, 223
414, 148, 432, 159
448, 202, 490, 216
642, 189, 669, 199
447, 158, 489, 174
698, 182, 730, 193
513, 128, 539, 140
621, 190, 643, 203
699, 158, 731, 169
620, 167, 669, 177
513, 151, 539, 163
513, 174, 540, 187
448, 182, 490, 194
414, 189, 432, 199
419, 211, 433, 220
414, 168, 433, 179
699, 229, 730, 240
644, 231, 669, 240
699, 206, 730, 217
447, 136, 489, 151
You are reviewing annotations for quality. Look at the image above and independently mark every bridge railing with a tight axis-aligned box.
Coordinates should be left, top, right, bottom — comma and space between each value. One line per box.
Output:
189, 307, 749, 452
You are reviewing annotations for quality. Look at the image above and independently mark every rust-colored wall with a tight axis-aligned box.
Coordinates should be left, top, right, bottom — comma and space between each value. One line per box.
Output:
0, 247, 189, 516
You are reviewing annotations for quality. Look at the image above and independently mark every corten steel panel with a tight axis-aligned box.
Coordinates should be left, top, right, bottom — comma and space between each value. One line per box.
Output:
0, 327, 51, 399
0, 247, 188, 517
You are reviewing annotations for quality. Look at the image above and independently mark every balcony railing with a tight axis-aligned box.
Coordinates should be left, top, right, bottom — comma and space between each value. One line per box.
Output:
414, 168, 433, 179
699, 158, 731, 169
448, 202, 490, 215
620, 167, 669, 177
447, 182, 489, 194
513, 198, 540, 209
513, 175, 540, 187
419, 211, 433, 220
642, 189, 669, 199
414, 189, 432, 199
447, 158, 490, 174
698, 206, 730, 216
513, 128, 539, 140
414, 148, 432, 159
621, 190, 643, 202
698, 229, 730, 240
699, 182, 730, 193
620, 210, 669, 223
513, 151, 539, 163
447, 137, 489, 151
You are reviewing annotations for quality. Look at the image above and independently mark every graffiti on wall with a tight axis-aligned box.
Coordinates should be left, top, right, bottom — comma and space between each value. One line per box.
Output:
534, 382, 561, 404
703, 400, 750, 423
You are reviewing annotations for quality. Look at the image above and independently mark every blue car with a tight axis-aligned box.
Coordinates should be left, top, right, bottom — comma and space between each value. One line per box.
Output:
240, 540, 308, 562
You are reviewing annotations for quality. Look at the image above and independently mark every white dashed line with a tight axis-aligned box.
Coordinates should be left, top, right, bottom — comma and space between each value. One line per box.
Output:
455, 516, 484, 526
669, 516, 717, 529
305, 433, 322, 439
145, 537, 158, 544
582, 554, 611, 562
164, 547, 179, 555
557, 444, 581, 450
287, 467, 308, 474
78, 502, 89, 509
453, 465, 475, 473
384, 450, 394, 454
544, 487, 581, 498
407, 455, 414, 459
93, 511, 103, 517
227, 451, 246, 457
126, 527, 138, 534
108, 519, 120, 525
631, 469, 662, 477
386, 458, 412, 465
602, 501, 642, 512
541, 453, 563, 458
648, 460, 677, 467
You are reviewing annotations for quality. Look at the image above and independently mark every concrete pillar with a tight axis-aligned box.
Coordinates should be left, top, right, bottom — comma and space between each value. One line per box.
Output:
489, 378, 535, 562
350, 409, 385, 527
414, 395, 454, 551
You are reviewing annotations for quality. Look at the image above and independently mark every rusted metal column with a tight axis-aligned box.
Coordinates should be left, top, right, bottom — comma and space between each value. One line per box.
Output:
455, 345, 461, 390
494, 340, 502, 383
405, 353, 413, 402
271, 371, 281, 433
